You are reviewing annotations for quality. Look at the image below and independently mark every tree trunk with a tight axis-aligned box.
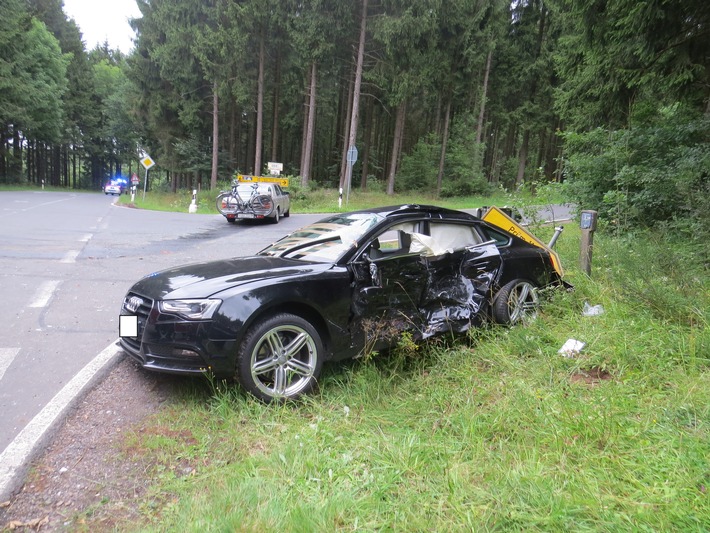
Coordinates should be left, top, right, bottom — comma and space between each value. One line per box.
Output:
339, 72, 354, 189
301, 62, 317, 186
436, 96, 451, 197
254, 30, 265, 175
360, 95, 373, 190
342, 0, 368, 192
299, 67, 310, 178
386, 101, 406, 195
271, 53, 281, 162
476, 49, 493, 145
516, 129, 530, 187
211, 79, 219, 190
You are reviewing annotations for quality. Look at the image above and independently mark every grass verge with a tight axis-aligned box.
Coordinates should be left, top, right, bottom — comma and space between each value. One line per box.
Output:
76, 222, 709, 532
115, 180, 557, 216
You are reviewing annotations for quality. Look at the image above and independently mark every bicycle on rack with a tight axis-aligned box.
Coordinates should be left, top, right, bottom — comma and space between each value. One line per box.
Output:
216, 179, 261, 222
217, 177, 292, 224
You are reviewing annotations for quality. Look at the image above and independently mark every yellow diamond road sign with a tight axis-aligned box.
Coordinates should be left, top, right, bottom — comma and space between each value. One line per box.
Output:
140, 155, 155, 170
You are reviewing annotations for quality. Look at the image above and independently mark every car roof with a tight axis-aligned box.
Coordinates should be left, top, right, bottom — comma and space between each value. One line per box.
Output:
350, 204, 478, 222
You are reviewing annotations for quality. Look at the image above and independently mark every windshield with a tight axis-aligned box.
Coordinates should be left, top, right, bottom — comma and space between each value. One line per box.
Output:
260, 212, 383, 262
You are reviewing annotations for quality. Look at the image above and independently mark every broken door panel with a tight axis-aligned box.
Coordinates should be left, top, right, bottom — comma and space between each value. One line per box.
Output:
419, 242, 501, 338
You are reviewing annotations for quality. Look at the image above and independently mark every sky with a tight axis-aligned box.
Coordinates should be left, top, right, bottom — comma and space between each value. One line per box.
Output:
62, 0, 142, 54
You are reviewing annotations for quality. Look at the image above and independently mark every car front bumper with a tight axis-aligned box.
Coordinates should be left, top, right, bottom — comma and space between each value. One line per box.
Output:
119, 292, 236, 377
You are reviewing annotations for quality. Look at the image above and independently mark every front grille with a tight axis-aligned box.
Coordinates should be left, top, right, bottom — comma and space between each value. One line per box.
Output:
121, 292, 153, 349
122, 292, 153, 317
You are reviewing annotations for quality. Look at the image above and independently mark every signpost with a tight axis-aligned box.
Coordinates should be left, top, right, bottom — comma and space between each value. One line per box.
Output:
580, 210, 598, 276
267, 162, 283, 176
139, 153, 156, 201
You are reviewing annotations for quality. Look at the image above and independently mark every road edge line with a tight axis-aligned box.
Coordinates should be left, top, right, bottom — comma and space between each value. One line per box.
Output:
0, 341, 123, 501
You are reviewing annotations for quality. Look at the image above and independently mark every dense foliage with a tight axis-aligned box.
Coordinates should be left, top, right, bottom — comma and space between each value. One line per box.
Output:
1, 0, 708, 234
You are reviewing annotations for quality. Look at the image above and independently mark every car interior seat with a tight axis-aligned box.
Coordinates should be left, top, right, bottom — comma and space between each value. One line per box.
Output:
368, 238, 383, 259
398, 231, 412, 254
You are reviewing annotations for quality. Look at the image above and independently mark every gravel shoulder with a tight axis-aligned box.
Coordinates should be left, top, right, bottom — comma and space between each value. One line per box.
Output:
0, 355, 180, 532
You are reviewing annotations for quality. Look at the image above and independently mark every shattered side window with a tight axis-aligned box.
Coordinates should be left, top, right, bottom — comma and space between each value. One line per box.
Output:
413, 223, 482, 255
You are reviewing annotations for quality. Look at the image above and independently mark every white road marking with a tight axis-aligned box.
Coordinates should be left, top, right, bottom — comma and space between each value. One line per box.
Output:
0, 348, 20, 382
28, 280, 61, 308
79, 234, 93, 243
60, 250, 80, 263
0, 341, 123, 500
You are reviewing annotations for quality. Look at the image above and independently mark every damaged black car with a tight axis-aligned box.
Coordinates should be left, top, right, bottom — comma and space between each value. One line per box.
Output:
119, 204, 564, 402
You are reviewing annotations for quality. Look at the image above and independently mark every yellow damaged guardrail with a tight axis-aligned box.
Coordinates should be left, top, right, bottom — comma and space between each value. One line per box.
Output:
482, 206, 564, 278
236, 174, 290, 188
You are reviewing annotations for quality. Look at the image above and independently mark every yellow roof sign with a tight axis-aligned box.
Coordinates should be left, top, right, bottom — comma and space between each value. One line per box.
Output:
236, 174, 289, 187
482, 206, 564, 277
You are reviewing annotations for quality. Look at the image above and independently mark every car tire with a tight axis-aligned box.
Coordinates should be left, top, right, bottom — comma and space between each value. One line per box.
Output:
492, 279, 539, 325
226, 218, 236, 224
272, 208, 280, 224
284, 208, 290, 218
236, 313, 324, 403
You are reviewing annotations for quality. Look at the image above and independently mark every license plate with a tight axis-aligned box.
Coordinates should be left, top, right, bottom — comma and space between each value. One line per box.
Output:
119, 315, 139, 337
236, 213, 256, 219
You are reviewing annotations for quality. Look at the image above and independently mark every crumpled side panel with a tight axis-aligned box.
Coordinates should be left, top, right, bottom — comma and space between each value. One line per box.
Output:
418, 243, 501, 339
350, 243, 502, 349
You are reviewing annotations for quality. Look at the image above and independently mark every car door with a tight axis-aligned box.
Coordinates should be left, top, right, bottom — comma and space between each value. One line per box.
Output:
349, 223, 428, 352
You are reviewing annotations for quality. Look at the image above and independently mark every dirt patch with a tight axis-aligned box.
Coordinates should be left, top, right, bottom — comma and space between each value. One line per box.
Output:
0, 357, 184, 532
570, 366, 614, 386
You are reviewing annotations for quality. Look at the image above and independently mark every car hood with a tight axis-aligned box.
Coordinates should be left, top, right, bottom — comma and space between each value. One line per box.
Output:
130, 256, 331, 300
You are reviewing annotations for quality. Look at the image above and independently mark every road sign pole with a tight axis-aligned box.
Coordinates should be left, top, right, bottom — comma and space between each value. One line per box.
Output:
345, 145, 358, 206
345, 162, 353, 206
143, 169, 149, 201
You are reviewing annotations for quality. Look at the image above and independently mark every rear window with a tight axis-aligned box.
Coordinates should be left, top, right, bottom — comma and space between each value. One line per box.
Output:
481, 226, 511, 246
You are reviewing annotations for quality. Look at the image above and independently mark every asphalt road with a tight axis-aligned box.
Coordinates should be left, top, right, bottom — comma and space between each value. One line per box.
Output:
0, 191, 319, 458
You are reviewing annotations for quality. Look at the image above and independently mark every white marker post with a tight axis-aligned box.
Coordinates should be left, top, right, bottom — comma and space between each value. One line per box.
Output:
130, 172, 139, 202
189, 189, 197, 213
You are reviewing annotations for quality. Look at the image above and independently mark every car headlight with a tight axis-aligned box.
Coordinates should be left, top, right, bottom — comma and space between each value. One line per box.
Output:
159, 299, 221, 320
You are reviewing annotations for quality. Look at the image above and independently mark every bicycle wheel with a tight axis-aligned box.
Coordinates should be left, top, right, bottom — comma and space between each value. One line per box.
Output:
216, 192, 235, 216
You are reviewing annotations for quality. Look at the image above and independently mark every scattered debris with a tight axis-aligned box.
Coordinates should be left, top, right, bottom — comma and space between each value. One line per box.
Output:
582, 302, 604, 316
558, 339, 586, 357
4, 515, 48, 530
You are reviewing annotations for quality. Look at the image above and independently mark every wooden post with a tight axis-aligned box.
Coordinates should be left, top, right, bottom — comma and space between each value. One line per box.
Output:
580, 210, 597, 276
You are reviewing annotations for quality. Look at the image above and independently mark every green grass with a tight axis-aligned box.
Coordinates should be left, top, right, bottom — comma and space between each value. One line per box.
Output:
116, 181, 538, 216
79, 222, 708, 532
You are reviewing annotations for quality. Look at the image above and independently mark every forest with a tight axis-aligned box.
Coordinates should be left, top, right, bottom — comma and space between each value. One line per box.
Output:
1, 0, 708, 238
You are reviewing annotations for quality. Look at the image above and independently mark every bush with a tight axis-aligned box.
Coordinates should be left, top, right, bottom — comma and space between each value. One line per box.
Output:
396, 133, 440, 192
396, 113, 493, 197
562, 103, 710, 248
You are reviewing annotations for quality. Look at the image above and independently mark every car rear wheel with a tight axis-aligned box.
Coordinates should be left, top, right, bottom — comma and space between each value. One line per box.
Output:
272, 208, 280, 224
236, 313, 323, 402
492, 279, 539, 325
